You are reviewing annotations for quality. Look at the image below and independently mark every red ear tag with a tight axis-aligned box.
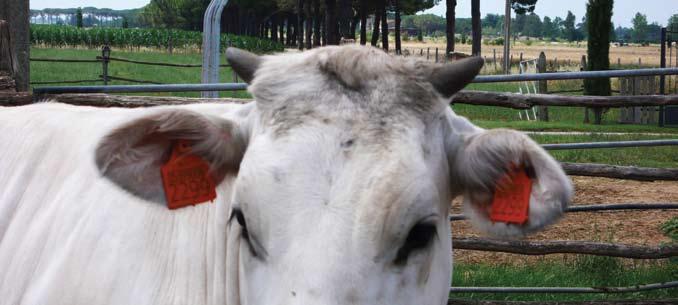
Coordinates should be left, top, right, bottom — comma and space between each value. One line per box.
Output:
489, 166, 532, 225
161, 140, 217, 210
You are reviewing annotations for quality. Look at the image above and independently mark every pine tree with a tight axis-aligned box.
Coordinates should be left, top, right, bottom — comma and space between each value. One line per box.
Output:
583, 0, 613, 124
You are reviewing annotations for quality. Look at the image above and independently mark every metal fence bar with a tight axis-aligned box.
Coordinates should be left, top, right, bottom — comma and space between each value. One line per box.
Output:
449, 203, 678, 221
201, 0, 230, 98
33, 68, 678, 95
542, 139, 678, 150
33, 83, 248, 94
473, 67, 678, 83
449, 281, 678, 293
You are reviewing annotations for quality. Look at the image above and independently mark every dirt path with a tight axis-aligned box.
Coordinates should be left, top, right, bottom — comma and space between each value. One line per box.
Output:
451, 176, 678, 265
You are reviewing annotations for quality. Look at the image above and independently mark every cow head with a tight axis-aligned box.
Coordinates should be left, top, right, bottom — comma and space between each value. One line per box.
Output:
95, 46, 572, 305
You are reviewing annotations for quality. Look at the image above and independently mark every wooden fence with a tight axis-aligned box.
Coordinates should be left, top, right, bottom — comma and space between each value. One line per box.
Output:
29, 45, 236, 86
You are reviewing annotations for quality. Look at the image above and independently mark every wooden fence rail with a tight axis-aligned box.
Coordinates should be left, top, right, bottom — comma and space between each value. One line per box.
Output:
5, 91, 678, 110
560, 163, 678, 181
452, 237, 678, 259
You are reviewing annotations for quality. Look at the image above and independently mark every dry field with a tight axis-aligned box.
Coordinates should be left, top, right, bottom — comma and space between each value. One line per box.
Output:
450, 176, 678, 265
401, 40, 669, 67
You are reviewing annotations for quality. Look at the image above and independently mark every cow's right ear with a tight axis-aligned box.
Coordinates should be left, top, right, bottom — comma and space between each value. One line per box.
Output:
95, 109, 248, 204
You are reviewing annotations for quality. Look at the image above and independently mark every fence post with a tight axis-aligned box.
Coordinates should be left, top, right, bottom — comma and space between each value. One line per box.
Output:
427, 47, 430, 60
435, 48, 439, 63
537, 52, 549, 121
0, 0, 29, 92
101, 45, 111, 86
580, 55, 590, 123
493, 48, 497, 71
659, 27, 666, 127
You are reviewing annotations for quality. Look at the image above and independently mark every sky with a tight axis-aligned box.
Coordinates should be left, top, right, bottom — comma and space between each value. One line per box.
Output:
30, 0, 677, 27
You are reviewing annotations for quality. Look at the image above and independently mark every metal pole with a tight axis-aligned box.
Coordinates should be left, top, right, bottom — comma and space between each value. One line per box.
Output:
541, 139, 678, 150
472, 67, 678, 83
33, 68, 678, 94
503, 0, 511, 74
660, 27, 667, 127
201, 0, 230, 98
33, 83, 248, 94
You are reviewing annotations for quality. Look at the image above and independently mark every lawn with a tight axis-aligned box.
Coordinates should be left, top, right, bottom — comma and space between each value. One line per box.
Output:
451, 257, 677, 302
30, 47, 249, 98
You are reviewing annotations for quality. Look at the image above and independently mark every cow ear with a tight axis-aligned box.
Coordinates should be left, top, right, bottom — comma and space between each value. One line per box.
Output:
451, 129, 573, 238
95, 109, 248, 204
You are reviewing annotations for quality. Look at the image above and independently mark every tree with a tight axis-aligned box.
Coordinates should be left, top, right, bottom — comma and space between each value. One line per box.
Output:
542, 16, 555, 38
76, 7, 83, 28
631, 12, 648, 43
563, 11, 577, 41
668, 14, 678, 41
583, 0, 612, 125
446, 0, 456, 54
359, 0, 367, 45
371, 0, 384, 47
122, 16, 129, 28
511, 0, 537, 15
395, 0, 402, 54
380, 0, 388, 51
471, 0, 481, 55
325, 0, 339, 45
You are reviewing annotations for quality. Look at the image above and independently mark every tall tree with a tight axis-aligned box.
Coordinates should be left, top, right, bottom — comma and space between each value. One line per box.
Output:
360, 0, 367, 45
563, 11, 577, 41
76, 7, 83, 28
395, 0, 402, 54
305, 0, 312, 49
446, 0, 456, 54
631, 12, 648, 43
338, 0, 352, 39
313, 0, 321, 46
583, 0, 613, 124
381, 0, 389, 51
471, 0, 481, 55
325, 0, 339, 44
371, 8, 381, 46
298, 0, 305, 49
668, 14, 678, 42
511, 0, 537, 15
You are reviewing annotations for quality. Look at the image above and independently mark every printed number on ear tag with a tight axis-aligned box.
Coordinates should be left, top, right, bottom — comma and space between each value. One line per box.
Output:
489, 165, 532, 225
161, 140, 217, 210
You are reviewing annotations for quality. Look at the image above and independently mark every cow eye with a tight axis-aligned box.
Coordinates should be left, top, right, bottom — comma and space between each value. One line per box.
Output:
231, 208, 258, 257
394, 222, 437, 266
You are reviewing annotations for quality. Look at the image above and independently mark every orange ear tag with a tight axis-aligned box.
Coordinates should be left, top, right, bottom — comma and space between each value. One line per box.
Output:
489, 166, 532, 225
161, 140, 217, 210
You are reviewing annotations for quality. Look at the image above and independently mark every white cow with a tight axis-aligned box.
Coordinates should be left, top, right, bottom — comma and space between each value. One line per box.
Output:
0, 45, 572, 305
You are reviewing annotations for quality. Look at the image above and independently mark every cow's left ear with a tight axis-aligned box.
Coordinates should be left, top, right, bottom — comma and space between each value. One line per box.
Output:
95, 109, 248, 204
450, 129, 573, 238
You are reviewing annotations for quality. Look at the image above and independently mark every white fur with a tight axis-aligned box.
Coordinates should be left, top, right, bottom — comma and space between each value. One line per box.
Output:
0, 45, 571, 305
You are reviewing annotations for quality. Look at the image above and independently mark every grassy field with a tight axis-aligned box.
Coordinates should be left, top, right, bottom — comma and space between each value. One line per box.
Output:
30, 47, 678, 167
30, 47, 249, 98
452, 257, 677, 302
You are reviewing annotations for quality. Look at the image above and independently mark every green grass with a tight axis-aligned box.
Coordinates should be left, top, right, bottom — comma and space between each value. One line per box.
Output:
452, 257, 677, 302
31, 47, 250, 98
528, 134, 678, 168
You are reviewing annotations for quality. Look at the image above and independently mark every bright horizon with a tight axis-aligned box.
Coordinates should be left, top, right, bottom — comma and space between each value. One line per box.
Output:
30, 0, 676, 28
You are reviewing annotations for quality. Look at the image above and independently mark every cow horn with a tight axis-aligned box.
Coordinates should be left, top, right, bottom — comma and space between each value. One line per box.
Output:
226, 47, 261, 84
428, 56, 484, 98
